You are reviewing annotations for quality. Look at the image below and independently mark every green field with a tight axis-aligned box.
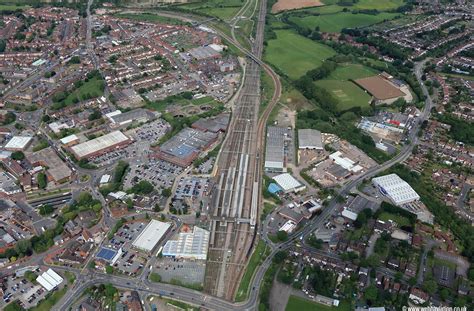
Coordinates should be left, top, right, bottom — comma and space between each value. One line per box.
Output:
265, 30, 336, 79
328, 63, 377, 80
315, 79, 371, 110
30, 287, 68, 311
378, 212, 411, 227
179, 0, 244, 21
289, 12, 399, 33
64, 76, 104, 106
235, 240, 268, 301
0, 4, 28, 11
115, 13, 185, 25
352, 0, 405, 10
286, 296, 351, 311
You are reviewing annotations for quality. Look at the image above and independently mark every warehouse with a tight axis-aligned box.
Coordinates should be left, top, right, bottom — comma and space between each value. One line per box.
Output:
162, 226, 210, 260
298, 129, 323, 150
273, 173, 306, 193
106, 108, 155, 127
28, 147, 72, 183
264, 126, 292, 173
36, 269, 63, 292
132, 219, 171, 253
59, 134, 80, 146
155, 127, 217, 167
70, 131, 131, 160
4, 136, 33, 151
372, 174, 420, 206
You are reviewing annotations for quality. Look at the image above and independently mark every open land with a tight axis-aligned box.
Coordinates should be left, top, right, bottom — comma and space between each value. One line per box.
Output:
271, 0, 323, 14
289, 11, 399, 33
265, 30, 336, 79
285, 296, 351, 311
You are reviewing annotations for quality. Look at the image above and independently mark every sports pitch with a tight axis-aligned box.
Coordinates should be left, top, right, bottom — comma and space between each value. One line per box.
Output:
315, 79, 371, 111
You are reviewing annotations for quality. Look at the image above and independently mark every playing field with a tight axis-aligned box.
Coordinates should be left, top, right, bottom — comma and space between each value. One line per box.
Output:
289, 11, 399, 33
265, 30, 336, 79
286, 296, 351, 311
328, 63, 378, 80
315, 79, 371, 111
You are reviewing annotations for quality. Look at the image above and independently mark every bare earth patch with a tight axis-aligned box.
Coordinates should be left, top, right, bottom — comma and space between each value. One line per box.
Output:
271, 0, 324, 13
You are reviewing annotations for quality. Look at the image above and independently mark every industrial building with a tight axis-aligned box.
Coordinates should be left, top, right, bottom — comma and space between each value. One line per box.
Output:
273, 173, 306, 193
298, 129, 323, 150
36, 269, 63, 292
132, 219, 171, 253
4, 136, 33, 151
354, 74, 413, 105
59, 134, 80, 146
155, 127, 217, 167
28, 147, 72, 183
264, 126, 292, 173
192, 113, 230, 133
162, 226, 210, 260
106, 108, 155, 127
372, 174, 420, 206
329, 151, 363, 173
70, 131, 131, 160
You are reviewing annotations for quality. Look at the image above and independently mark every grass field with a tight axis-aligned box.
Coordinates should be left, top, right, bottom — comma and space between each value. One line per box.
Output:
352, 0, 404, 10
378, 211, 411, 227
328, 63, 377, 80
115, 13, 185, 25
265, 30, 336, 79
0, 4, 28, 11
315, 79, 371, 110
235, 240, 268, 301
64, 76, 104, 106
286, 296, 352, 311
289, 12, 399, 33
179, 0, 244, 21
30, 287, 68, 311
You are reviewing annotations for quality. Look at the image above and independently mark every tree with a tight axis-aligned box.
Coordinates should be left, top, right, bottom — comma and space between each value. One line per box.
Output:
37, 172, 47, 189
161, 188, 172, 198
15, 239, 32, 257
11, 151, 24, 161
273, 251, 288, 264
38, 204, 54, 215
276, 230, 288, 241
364, 285, 378, 304
422, 279, 437, 294
105, 265, 114, 274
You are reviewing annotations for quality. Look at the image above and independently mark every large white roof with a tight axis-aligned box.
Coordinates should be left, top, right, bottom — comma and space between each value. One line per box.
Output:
71, 130, 129, 158
60, 134, 79, 145
5, 136, 32, 150
36, 268, 63, 291
162, 226, 210, 260
132, 220, 171, 252
372, 174, 420, 205
273, 173, 305, 192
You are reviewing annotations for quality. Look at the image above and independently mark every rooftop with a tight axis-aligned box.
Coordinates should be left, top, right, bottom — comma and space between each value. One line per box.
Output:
71, 131, 129, 159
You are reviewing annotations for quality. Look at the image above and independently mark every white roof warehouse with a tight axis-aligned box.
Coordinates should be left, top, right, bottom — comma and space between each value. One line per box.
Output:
132, 219, 171, 253
36, 269, 63, 291
70, 130, 130, 160
372, 173, 420, 206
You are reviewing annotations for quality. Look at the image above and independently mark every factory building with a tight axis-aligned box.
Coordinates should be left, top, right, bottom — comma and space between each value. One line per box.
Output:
264, 126, 292, 173
298, 129, 323, 150
4, 136, 33, 151
273, 173, 306, 194
28, 147, 72, 183
155, 127, 217, 167
106, 108, 156, 127
132, 219, 171, 253
70, 131, 131, 160
372, 174, 420, 206
162, 226, 210, 260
